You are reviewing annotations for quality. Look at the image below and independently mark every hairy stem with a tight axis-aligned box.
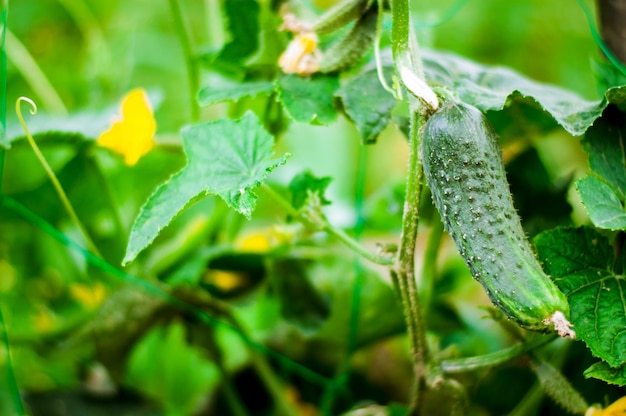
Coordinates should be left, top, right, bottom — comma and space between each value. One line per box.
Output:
394, 109, 429, 413
440, 335, 557, 374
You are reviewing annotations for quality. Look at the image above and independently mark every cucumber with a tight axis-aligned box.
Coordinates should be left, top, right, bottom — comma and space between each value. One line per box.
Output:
318, 6, 377, 73
422, 102, 574, 338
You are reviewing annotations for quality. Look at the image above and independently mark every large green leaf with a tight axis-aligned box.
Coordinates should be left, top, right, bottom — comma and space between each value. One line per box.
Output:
534, 227, 626, 369
123, 112, 288, 265
276, 74, 339, 125
420, 49, 616, 136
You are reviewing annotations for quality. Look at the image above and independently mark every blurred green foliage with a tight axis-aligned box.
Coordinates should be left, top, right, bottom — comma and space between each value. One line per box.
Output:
2, 0, 625, 415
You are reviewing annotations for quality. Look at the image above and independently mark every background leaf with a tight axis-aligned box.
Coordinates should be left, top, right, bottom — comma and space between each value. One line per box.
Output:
582, 113, 626, 199
276, 74, 339, 125
337, 67, 397, 144
123, 112, 288, 264
535, 227, 626, 368
288, 170, 332, 210
213, 0, 260, 72
584, 361, 626, 386
576, 113, 626, 230
124, 322, 220, 415
197, 81, 275, 107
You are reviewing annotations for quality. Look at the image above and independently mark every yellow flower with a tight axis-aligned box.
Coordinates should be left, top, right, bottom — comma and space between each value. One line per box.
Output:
587, 397, 626, 416
97, 88, 156, 165
278, 32, 321, 75
69, 282, 107, 309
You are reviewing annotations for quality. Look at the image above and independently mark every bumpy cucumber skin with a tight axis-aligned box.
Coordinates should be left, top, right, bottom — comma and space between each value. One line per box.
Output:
422, 102, 570, 333
318, 7, 377, 73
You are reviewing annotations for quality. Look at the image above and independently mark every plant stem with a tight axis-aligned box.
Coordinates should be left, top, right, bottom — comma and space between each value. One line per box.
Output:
168, 0, 200, 122
16, 97, 100, 257
394, 109, 429, 413
6, 29, 68, 115
440, 335, 556, 374
261, 183, 394, 266
420, 212, 443, 311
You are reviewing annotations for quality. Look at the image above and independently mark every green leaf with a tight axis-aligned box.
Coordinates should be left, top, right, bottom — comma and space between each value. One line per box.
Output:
337, 67, 397, 144
277, 74, 339, 125
268, 257, 331, 335
0, 2, 6, 149
125, 322, 220, 415
197, 81, 275, 107
576, 114, 626, 230
534, 227, 626, 367
123, 112, 288, 265
581, 114, 626, 200
583, 360, 626, 386
420, 49, 626, 136
288, 170, 332, 210
216, 0, 259, 64
576, 176, 626, 230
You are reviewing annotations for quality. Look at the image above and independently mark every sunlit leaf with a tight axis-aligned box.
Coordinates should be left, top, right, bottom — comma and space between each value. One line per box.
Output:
584, 361, 626, 387
576, 176, 626, 230
97, 89, 156, 166
123, 112, 288, 265
535, 227, 626, 368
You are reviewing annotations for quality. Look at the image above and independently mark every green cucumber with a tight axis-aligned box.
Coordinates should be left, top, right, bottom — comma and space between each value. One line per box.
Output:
422, 102, 574, 338
318, 6, 377, 73
311, 0, 372, 35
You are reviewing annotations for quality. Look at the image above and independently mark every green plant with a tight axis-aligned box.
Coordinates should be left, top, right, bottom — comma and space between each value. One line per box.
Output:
1, 0, 626, 415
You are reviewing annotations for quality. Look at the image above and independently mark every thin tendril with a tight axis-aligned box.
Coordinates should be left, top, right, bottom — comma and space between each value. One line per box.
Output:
16, 97, 101, 257
374, 0, 400, 99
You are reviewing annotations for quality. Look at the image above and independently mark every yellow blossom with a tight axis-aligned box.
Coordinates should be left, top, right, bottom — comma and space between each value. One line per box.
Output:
279, 32, 321, 75
97, 88, 156, 165
69, 282, 107, 309
587, 397, 626, 416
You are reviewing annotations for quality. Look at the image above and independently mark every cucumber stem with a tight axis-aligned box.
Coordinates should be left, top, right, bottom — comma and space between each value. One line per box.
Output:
440, 335, 557, 374
394, 109, 429, 413
389, 0, 432, 411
